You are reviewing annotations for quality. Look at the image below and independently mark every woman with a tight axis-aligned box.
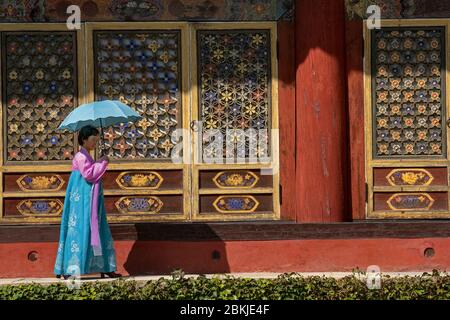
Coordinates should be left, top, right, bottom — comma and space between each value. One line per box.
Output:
54, 125, 121, 279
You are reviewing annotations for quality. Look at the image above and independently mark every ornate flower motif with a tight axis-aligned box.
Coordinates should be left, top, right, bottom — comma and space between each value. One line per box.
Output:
159, 139, 174, 152
9, 70, 17, 80
252, 34, 264, 46
9, 123, 19, 133
35, 123, 45, 133
374, 28, 443, 157
35, 70, 44, 80
62, 69, 71, 80
71, 241, 80, 253
50, 136, 59, 145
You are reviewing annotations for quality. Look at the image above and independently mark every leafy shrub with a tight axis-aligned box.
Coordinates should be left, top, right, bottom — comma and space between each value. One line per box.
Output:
2, 270, 450, 300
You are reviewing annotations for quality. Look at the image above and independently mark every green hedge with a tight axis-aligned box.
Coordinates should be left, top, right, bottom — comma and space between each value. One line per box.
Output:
2, 270, 450, 300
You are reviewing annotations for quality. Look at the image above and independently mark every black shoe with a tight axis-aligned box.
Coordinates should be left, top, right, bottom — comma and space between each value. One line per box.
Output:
56, 274, 71, 280
100, 272, 122, 278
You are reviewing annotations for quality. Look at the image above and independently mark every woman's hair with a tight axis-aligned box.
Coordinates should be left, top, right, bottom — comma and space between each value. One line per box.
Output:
78, 125, 99, 146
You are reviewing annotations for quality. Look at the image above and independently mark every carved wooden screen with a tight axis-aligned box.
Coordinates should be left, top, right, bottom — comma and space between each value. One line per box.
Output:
0, 22, 279, 224
86, 23, 190, 222
365, 20, 450, 219
0, 24, 84, 224
87, 22, 279, 222
191, 23, 280, 221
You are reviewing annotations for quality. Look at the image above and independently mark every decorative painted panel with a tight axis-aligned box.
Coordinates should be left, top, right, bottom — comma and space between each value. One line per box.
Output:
212, 195, 260, 213
101, 169, 183, 190
16, 199, 63, 216
2, 31, 78, 162
372, 192, 449, 212
0, 0, 46, 22
386, 193, 435, 211
386, 168, 434, 186
199, 169, 272, 189
212, 171, 259, 189
115, 196, 164, 214
373, 167, 447, 187
345, 0, 450, 20
94, 30, 182, 160
197, 29, 271, 160
17, 174, 65, 192
116, 171, 163, 189
372, 27, 446, 158
4, 0, 291, 22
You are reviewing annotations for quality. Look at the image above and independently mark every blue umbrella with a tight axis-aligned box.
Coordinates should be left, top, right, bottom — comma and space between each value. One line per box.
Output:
58, 100, 142, 154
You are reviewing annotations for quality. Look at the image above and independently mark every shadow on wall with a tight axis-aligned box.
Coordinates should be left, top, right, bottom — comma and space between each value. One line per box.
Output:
122, 223, 230, 275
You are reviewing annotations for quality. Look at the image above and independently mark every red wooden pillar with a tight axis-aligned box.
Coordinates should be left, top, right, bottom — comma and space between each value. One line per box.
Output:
295, 0, 350, 222
278, 20, 297, 221
345, 19, 366, 220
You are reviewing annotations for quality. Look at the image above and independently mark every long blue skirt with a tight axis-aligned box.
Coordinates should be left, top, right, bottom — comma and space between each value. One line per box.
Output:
54, 170, 117, 275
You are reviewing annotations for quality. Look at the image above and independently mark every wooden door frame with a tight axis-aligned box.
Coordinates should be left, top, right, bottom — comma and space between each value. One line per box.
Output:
189, 22, 280, 221
363, 19, 450, 219
0, 21, 286, 224
0, 23, 85, 224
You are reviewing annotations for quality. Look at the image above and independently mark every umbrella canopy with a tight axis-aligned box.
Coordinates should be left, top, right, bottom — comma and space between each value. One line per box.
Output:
58, 100, 142, 132
57, 100, 142, 157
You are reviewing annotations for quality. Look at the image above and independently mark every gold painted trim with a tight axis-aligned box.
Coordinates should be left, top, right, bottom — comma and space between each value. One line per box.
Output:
212, 195, 260, 214
363, 19, 450, 219
386, 168, 434, 186
386, 193, 435, 211
370, 160, 448, 167
199, 187, 272, 195
2, 189, 184, 198
115, 171, 163, 190
373, 186, 447, 192
368, 211, 450, 219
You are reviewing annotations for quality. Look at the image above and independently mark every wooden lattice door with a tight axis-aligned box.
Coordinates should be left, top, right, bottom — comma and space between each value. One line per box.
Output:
0, 22, 280, 224
86, 22, 191, 222
0, 24, 85, 224
190, 23, 280, 220
365, 20, 450, 218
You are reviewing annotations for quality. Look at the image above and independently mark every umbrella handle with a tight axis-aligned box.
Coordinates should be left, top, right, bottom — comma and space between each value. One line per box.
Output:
99, 118, 106, 158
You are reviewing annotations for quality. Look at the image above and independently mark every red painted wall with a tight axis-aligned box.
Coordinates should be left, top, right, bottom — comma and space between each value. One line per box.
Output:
0, 238, 447, 278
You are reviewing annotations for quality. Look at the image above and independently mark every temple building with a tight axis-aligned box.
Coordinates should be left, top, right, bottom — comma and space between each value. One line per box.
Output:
1, 0, 450, 277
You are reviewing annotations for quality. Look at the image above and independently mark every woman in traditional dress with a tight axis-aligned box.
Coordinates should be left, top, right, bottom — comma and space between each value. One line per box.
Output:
54, 125, 121, 279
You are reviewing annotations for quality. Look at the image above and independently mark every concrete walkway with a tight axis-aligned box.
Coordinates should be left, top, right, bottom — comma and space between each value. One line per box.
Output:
0, 271, 443, 286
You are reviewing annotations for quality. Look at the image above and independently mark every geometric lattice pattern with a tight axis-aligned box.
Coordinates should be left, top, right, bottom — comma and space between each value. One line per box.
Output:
198, 30, 271, 160
372, 28, 445, 158
94, 30, 181, 160
3, 32, 77, 162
